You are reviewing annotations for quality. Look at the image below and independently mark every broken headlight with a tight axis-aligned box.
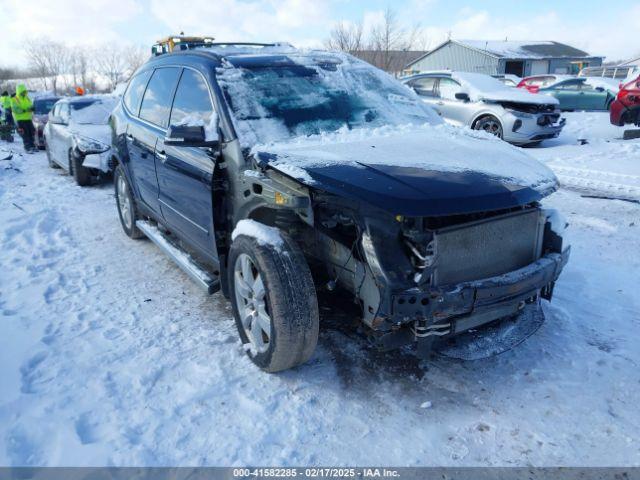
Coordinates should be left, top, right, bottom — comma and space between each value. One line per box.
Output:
75, 135, 110, 154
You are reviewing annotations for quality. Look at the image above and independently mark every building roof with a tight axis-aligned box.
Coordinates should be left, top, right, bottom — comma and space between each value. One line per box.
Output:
407, 39, 598, 68
458, 40, 592, 59
621, 56, 640, 66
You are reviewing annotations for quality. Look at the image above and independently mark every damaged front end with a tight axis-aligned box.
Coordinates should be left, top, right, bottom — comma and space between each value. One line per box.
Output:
310, 199, 570, 358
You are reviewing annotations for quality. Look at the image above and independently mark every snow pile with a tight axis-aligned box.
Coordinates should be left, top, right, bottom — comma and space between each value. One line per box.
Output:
254, 122, 558, 193
530, 112, 640, 201
232, 219, 284, 249
452, 72, 559, 105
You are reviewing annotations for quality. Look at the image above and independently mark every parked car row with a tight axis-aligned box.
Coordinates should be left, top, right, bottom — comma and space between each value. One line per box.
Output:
36, 43, 570, 373
516, 75, 617, 111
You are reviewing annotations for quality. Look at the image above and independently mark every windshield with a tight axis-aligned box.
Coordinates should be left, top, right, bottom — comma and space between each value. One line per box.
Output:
70, 98, 117, 125
217, 54, 440, 145
34, 98, 59, 115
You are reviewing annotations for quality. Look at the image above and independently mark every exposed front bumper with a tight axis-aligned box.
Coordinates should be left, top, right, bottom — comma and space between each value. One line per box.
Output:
503, 113, 566, 145
375, 248, 569, 351
387, 248, 570, 331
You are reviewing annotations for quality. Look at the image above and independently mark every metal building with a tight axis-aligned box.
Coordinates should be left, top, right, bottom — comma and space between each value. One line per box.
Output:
405, 39, 603, 77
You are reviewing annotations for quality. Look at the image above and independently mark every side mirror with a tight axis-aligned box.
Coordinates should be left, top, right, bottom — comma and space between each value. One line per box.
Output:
595, 86, 605, 92
455, 92, 470, 102
49, 115, 66, 125
164, 124, 220, 147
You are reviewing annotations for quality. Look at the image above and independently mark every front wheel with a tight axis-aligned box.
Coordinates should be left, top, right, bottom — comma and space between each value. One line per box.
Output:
71, 151, 92, 186
114, 165, 143, 239
229, 228, 319, 372
474, 115, 503, 139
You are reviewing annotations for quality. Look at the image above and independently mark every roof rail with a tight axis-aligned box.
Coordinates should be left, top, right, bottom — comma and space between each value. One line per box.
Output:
204, 42, 285, 48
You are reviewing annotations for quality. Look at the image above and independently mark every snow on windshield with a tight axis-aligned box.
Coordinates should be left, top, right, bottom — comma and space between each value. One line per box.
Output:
71, 97, 118, 125
216, 52, 441, 146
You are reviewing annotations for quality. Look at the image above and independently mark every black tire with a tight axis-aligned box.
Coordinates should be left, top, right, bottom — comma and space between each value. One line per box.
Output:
228, 230, 319, 372
474, 115, 503, 139
71, 151, 92, 186
45, 142, 60, 168
114, 165, 144, 239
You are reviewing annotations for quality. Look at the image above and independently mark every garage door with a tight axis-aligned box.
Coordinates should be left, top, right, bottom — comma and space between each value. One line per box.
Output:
531, 60, 549, 75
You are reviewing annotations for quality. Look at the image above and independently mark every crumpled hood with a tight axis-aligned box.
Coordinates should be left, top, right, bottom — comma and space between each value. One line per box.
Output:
476, 89, 559, 105
69, 123, 111, 148
256, 123, 558, 216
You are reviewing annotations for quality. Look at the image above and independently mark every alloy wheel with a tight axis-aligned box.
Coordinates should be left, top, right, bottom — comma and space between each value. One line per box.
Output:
117, 175, 132, 230
233, 253, 271, 354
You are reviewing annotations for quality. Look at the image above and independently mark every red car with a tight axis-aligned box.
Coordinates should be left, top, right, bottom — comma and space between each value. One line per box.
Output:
516, 75, 568, 93
610, 75, 640, 126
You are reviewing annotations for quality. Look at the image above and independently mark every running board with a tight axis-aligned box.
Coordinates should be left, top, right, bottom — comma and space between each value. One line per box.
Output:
136, 220, 220, 294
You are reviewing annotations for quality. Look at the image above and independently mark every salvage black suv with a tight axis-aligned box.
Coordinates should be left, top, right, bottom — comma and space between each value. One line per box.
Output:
111, 43, 570, 372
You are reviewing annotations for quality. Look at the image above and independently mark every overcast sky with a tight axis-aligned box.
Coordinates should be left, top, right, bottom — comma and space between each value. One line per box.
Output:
1, 0, 638, 67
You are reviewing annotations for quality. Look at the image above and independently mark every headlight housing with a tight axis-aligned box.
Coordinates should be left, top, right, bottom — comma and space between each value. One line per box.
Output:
74, 135, 109, 154
505, 108, 533, 119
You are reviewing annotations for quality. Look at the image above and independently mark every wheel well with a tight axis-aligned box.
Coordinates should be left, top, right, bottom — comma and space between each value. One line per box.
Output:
472, 113, 500, 129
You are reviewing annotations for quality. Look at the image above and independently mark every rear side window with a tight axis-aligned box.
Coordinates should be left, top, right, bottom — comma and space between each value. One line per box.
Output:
139, 67, 181, 127
169, 69, 215, 127
556, 81, 580, 90
123, 70, 152, 115
410, 77, 437, 97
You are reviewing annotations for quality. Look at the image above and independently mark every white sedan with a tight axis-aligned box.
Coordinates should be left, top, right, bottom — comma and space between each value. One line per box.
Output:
44, 95, 118, 186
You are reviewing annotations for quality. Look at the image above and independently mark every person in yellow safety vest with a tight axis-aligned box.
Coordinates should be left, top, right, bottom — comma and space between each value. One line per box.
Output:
0, 91, 13, 126
11, 84, 36, 153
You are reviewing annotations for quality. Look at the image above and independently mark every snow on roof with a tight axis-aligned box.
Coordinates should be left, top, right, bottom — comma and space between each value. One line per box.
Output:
457, 40, 593, 59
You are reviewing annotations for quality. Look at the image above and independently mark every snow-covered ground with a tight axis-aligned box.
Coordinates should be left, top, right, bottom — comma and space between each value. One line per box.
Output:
0, 112, 639, 467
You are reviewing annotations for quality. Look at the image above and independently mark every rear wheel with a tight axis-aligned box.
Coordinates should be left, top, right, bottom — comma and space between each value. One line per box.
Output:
474, 115, 503, 139
45, 141, 60, 168
229, 229, 319, 372
114, 165, 143, 239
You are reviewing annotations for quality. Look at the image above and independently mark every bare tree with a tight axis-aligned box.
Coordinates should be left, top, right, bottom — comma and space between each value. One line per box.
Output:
94, 44, 129, 91
67, 46, 93, 90
325, 8, 430, 75
325, 21, 364, 53
24, 38, 69, 94
368, 8, 409, 72
124, 46, 149, 80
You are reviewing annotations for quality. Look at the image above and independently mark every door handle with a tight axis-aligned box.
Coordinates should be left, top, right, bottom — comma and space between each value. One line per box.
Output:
156, 151, 167, 162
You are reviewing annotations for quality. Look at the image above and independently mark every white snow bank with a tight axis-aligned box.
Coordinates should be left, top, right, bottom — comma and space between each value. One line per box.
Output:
452, 72, 559, 105
232, 219, 284, 249
255, 122, 558, 193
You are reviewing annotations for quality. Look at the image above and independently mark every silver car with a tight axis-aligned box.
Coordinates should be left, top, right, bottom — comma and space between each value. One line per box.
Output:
44, 95, 118, 186
402, 71, 566, 145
